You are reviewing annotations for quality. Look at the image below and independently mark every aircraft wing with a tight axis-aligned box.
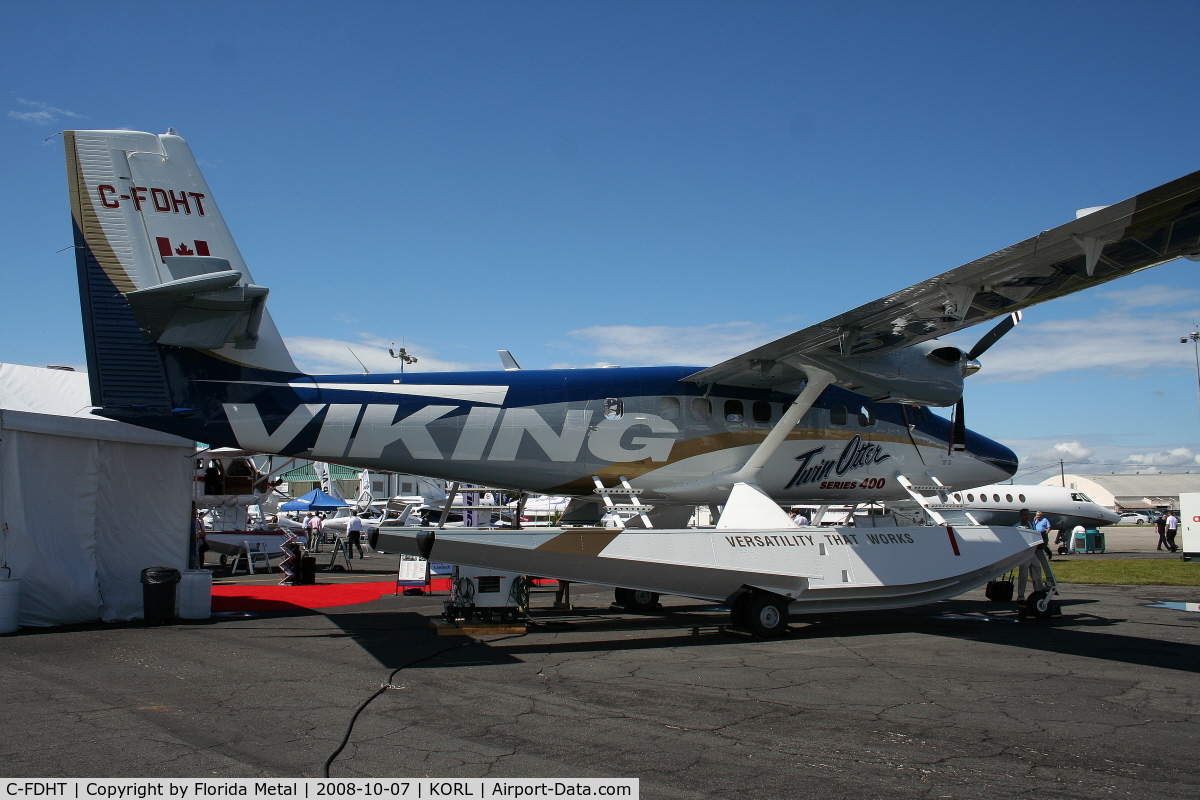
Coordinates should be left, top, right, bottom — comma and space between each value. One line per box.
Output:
686, 168, 1200, 388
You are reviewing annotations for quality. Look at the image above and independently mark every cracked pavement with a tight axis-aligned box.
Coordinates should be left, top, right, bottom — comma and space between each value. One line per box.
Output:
1, 582, 1197, 798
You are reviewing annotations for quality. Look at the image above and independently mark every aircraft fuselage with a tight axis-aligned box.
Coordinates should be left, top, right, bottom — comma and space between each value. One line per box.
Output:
100, 361, 1017, 503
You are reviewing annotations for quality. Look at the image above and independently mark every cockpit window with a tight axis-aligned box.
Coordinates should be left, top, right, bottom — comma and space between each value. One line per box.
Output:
1070, 492, 1092, 502
857, 406, 875, 427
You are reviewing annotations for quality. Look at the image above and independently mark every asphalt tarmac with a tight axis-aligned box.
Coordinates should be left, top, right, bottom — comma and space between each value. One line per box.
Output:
2, 575, 1198, 799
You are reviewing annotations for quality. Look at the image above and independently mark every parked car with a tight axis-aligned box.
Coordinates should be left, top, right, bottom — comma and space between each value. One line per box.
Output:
1118, 512, 1156, 524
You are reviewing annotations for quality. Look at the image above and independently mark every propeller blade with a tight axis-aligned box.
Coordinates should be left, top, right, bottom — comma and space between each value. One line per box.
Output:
966, 310, 1023, 360
951, 396, 966, 453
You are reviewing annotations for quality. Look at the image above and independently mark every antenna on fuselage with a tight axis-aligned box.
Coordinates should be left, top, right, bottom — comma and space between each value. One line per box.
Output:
347, 347, 370, 374
498, 350, 522, 371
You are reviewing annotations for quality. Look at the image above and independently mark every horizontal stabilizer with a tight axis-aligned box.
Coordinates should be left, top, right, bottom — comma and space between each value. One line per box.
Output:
125, 262, 269, 350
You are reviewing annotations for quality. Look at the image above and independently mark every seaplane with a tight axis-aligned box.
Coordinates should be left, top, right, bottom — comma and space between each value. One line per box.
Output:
62, 128, 1200, 635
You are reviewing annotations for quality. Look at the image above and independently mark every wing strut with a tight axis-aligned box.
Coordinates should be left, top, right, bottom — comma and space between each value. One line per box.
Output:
716, 368, 835, 529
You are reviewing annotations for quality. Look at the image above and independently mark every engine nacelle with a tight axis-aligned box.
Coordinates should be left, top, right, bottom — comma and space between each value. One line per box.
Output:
793, 340, 966, 407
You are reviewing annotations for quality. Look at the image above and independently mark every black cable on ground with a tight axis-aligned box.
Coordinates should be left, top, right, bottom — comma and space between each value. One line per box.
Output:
322, 631, 528, 777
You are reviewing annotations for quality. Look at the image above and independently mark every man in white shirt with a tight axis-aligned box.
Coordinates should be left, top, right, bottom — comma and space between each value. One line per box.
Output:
1164, 511, 1180, 553
347, 512, 366, 558
791, 508, 811, 526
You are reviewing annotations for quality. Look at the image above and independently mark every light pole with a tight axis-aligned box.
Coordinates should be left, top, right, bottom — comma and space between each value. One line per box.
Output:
1182, 330, 1200, 424
388, 344, 418, 373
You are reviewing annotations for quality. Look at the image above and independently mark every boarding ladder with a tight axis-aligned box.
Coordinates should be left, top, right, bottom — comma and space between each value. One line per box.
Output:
895, 474, 980, 526
592, 476, 655, 528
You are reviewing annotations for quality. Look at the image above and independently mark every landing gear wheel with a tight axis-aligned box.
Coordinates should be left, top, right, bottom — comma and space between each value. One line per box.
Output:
615, 588, 660, 613
745, 594, 790, 638
729, 592, 753, 630
219, 555, 228, 566
499, 608, 519, 624
1024, 590, 1054, 619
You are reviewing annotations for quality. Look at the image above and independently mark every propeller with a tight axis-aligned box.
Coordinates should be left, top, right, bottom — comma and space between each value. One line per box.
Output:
949, 311, 1023, 452
967, 310, 1023, 361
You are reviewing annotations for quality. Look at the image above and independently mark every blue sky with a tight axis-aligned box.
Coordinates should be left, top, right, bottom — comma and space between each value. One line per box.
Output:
4, 1, 1200, 475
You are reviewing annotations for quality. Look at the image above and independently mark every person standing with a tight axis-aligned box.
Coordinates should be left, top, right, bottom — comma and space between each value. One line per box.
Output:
791, 508, 810, 526
1164, 511, 1180, 553
347, 511, 366, 558
1033, 511, 1052, 555
1154, 513, 1170, 551
305, 512, 323, 551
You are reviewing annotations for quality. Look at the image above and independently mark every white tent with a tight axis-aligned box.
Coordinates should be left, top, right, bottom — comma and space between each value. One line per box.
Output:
0, 364, 194, 626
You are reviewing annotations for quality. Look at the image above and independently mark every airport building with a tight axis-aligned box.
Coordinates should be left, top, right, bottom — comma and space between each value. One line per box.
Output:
1040, 473, 1200, 511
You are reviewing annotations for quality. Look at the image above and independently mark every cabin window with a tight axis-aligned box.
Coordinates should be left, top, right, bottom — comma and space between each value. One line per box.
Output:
603, 398, 623, 420
724, 400, 744, 422
953, 493, 961, 501
1018, 493, 1026, 503
658, 396, 680, 420
691, 397, 711, 421
993, 494, 1000, 503
753, 401, 772, 423
967, 494, 975, 502
857, 406, 876, 427
829, 405, 847, 426
1006, 494, 1013, 503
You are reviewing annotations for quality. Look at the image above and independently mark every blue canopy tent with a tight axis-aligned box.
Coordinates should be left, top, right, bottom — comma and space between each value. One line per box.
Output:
279, 489, 349, 512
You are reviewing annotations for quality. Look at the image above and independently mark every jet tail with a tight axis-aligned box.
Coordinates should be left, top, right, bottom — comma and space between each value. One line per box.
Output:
65, 129, 298, 410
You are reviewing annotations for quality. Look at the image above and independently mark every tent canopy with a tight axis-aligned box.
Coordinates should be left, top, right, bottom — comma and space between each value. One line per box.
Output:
280, 489, 350, 511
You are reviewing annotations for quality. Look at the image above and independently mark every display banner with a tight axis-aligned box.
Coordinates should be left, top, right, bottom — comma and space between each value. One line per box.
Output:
396, 557, 429, 587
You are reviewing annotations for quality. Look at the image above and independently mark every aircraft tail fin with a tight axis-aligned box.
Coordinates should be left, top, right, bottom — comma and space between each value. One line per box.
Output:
65, 129, 298, 409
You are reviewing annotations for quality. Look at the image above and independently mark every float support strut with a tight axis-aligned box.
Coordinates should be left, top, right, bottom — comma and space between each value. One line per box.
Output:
729, 368, 834, 486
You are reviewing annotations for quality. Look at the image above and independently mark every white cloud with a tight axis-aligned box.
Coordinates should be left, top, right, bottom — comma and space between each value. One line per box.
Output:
566, 321, 790, 366
1027, 440, 1095, 463
284, 333, 478, 374
948, 302, 1200, 383
1124, 447, 1200, 467
1098, 284, 1200, 309
8, 98, 83, 126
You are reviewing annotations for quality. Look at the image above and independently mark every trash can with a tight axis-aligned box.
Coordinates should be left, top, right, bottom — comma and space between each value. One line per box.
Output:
141, 567, 182, 625
177, 570, 212, 620
299, 556, 317, 585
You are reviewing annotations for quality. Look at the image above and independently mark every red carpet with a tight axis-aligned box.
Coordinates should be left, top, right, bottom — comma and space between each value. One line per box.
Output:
212, 578, 453, 611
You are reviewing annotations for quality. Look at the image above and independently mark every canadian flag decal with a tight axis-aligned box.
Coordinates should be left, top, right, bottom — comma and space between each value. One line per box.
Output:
156, 238, 211, 260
